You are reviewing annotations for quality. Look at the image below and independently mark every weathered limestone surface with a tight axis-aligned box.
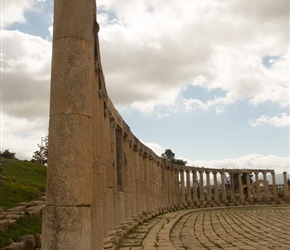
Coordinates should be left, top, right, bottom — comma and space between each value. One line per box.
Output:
42, 0, 288, 249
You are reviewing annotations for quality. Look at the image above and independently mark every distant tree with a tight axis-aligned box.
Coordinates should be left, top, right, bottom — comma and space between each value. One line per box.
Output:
32, 135, 48, 165
0, 149, 16, 159
161, 149, 187, 166
287, 178, 290, 186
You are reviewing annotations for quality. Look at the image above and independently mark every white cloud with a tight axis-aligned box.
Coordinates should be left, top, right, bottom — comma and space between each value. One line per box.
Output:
1, 0, 46, 28
1, 30, 51, 118
1, 30, 51, 159
249, 113, 290, 128
97, 0, 289, 115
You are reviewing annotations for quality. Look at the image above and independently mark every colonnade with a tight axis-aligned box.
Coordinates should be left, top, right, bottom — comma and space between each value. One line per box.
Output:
42, 0, 289, 249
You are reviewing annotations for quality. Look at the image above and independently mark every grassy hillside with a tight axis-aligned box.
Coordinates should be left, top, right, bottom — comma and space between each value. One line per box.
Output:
0, 157, 47, 209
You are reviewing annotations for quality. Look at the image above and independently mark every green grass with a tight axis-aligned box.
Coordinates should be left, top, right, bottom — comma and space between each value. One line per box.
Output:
0, 215, 42, 248
0, 157, 47, 209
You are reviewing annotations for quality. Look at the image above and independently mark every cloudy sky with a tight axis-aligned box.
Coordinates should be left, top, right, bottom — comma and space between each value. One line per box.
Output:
1, 0, 289, 174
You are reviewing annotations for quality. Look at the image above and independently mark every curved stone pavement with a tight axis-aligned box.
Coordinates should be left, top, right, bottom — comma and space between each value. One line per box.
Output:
119, 205, 290, 250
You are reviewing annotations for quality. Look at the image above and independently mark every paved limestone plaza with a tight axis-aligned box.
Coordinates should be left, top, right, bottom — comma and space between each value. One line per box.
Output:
120, 205, 290, 250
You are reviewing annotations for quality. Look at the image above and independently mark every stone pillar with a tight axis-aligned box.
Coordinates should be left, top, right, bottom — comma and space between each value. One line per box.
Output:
206, 171, 211, 204
174, 167, 180, 207
192, 170, 198, 205
213, 171, 218, 204
129, 141, 138, 223
42, 0, 97, 249
246, 172, 252, 202
110, 120, 122, 242
271, 172, 278, 202
230, 172, 235, 203
180, 168, 186, 206
283, 171, 289, 198
199, 170, 204, 205
263, 172, 269, 201
168, 166, 173, 209
238, 172, 244, 203
254, 171, 260, 202
186, 169, 192, 206
134, 145, 142, 220
140, 151, 146, 216
144, 153, 151, 216
220, 170, 226, 203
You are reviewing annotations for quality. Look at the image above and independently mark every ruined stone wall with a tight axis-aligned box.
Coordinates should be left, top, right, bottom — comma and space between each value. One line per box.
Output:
42, 1, 289, 249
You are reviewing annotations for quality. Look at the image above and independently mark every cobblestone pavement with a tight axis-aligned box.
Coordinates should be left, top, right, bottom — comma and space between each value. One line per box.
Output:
119, 205, 290, 250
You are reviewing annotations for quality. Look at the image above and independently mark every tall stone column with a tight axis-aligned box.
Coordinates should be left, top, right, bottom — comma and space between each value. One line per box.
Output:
246, 172, 252, 202
110, 120, 122, 242
238, 172, 244, 203
180, 168, 186, 206
133, 145, 142, 220
174, 167, 180, 207
199, 170, 204, 205
186, 169, 192, 206
271, 172, 278, 202
220, 170, 226, 203
168, 166, 173, 209
42, 0, 98, 249
192, 170, 198, 205
254, 171, 260, 202
140, 151, 147, 216
283, 171, 289, 198
206, 171, 211, 204
129, 141, 138, 223
263, 172, 269, 201
213, 171, 218, 204
230, 172, 235, 203
144, 153, 151, 215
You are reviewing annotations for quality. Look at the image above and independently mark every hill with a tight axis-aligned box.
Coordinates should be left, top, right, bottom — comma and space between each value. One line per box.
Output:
0, 157, 47, 210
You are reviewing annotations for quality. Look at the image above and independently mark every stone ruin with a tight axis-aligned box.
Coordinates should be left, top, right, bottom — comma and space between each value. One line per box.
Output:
42, 0, 290, 249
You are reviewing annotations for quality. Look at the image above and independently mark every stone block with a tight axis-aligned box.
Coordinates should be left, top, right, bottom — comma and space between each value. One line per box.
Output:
46, 115, 93, 206
50, 38, 94, 116
17, 235, 36, 250
42, 206, 92, 250
2, 242, 26, 250
53, 0, 94, 43
0, 220, 10, 232
8, 206, 26, 212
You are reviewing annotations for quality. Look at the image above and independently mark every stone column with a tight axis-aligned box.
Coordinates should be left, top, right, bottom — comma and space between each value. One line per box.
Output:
192, 170, 198, 205
168, 166, 173, 209
213, 171, 218, 204
174, 167, 180, 207
283, 171, 289, 198
129, 141, 138, 223
180, 168, 186, 206
42, 0, 97, 249
238, 172, 244, 203
186, 169, 192, 206
271, 172, 278, 202
144, 153, 151, 216
140, 151, 147, 216
110, 120, 123, 242
246, 172, 252, 202
230, 172, 235, 203
254, 171, 260, 202
133, 145, 142, 220
206, 171, 211, 204
263, 172, 269, 201
220, 170, 226, 203
199, 170, 204, 205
